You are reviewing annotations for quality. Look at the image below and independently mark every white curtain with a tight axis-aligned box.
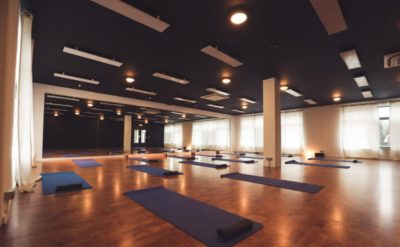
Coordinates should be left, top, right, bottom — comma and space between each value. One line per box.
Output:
238, 115, 263, 152
341, 104, 380, 158
164, 123, 183, 148
281, 111, 304, 155
192, 119, 230, 150
390, 102, 400, 160
11, 11, 36, 192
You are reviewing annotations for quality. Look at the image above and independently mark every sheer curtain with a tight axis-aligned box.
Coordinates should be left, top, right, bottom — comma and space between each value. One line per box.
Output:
341, 104, 380, 158
164, 123, 182, 148
238, 115, 263, 152
390, 102, 400, 160
281, 111, 304, 155
192, 119, 230, 150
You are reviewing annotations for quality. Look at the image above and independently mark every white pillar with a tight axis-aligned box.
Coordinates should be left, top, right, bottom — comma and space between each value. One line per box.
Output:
123, 115, 132, 153
263, 77, 281, 167
33, 85, 45, 161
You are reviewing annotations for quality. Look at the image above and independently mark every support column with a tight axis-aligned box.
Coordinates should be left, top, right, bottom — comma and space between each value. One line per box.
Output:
123, 115, 132, 153
263, 77, 281, 167
33, 85, 45, 161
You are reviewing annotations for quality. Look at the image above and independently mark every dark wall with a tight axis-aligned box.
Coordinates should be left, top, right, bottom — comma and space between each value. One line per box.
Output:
43, 115, 123, 149
132, 123, 164, 148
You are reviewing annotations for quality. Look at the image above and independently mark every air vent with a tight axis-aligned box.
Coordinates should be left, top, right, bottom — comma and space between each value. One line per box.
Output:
201, 93, 229, 101
384, 52, 400, 69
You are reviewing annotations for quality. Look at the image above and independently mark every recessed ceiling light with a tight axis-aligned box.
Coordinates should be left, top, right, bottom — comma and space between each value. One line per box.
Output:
53, 111, 59, 117
125, 87, 157, 96
207, 104, 224, 109
99, 114, 105, 121
221, 78, 231, 84
230, 11, 247, 25
54, 72, 100, 85
144, 119, 149, 124
116, 108, 123, 116
240, 97, 256, 104
232, 109, 245, 113
354, 76, 369, 87
340, 49, 362, 70
304, 98, 317, 105
126, 77, 135, 83
173, 97, 197, 104
284, 89, 302, 97
206, 88, 230, 96
63, 46, 123, 67
333, 97, 341, 102
47, 95, 80, 102
74, 109, 80, 115
165, 119, 169, 124
137, 114, 142, 119
280, 85, 289, 91
153, 72, 189, 85
361, 89, 373, 98
201, 46, 243, 67
87, 100, 94, 107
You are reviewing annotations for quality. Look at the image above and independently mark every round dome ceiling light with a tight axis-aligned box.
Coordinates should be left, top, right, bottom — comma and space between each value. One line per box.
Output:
221, 78, 231, 84
126, 77, 135, 83
230, 11, 247, 25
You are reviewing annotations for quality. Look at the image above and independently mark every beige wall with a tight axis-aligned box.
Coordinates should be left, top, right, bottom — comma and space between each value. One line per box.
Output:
182, 121, 192, 148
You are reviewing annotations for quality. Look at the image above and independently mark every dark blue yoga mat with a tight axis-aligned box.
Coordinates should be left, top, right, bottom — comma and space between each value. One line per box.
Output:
212, 158, 255, 164
308, 157, 362, 163
179, 160, 228, 169
221, 172, 323, 194
236, 156, 264, 160
124, 186, 262, 246
195, 154, 224, 158
73, 159, 103, 168
41, 171, 92, 195
128, 165, 182, 177
285, 160, 350, 169
129, 157, 162, 163
168, 155, 197, 160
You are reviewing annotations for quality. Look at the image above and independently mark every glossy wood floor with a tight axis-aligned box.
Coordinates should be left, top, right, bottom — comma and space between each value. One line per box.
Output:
1, 153, 399, 247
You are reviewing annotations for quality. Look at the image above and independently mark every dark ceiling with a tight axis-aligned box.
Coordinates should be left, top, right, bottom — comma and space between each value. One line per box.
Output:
26, 0, 400, 115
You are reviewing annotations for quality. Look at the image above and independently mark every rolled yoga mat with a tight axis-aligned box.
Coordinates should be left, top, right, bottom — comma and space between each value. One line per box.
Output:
124, 186, 263, 246
212, 158, 255, 164
221, 172, 323, 194
179, 160, 228, 169
129, 157, 162, 163
41, 171, 92, 195
285, 160, 351, 169
195, 154, 224, 158
128, 165, 182, 177
308, 157, 361, 163
73, 159, 103, 168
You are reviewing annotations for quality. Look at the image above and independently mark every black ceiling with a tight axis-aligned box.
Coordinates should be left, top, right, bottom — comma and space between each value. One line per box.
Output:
27, 0, 400, 115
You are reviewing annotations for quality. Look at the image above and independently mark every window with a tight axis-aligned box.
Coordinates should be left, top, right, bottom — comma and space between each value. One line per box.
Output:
281, 111, 304, 154
239, 115, 263, 152
378, 106, 390, 147
192, 119, 230, 150
140, 129, 146, 144
133, 129, 139, 144
164, 124, 182, 148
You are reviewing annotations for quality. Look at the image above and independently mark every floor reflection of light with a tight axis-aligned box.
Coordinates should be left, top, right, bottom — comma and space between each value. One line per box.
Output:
97, 168, 104, 189
378, 167, 393, 222
82, 194, 93, 216
331, 205, 344, 238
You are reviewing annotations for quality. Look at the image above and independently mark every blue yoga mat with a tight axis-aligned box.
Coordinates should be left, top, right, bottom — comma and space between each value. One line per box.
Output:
212, 158, 255, 164
221, 172, 323, 194
73, 159, 103, 168
129, 157, 162, 163
236, 156, 264, 160
41, 171, 92, 195
179, 160, 228, 169
128, 165, 182, 177
124, 186, 262, 246
308, 157, 362, 163
285, 160, 350, 169
195, 154, 224, 158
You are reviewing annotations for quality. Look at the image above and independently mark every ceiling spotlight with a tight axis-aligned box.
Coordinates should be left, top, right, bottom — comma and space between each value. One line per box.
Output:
280, 85, 289, 91
116, 108, 122, 115
74, 109, 80, 116
165, 119, 169, 124
333, 97, 341, 102
221, 78, 231, 84
241, 104, 248, 110
182, 114, 186, 118
230, 11, 247, 25
144, 119, 149, 124
53, 111, 59, 117
138, 124, 143, 127
87, 100, 94, 107
99, 114, 105, 121
137, 114, 142, 119
126, 77, 135, 83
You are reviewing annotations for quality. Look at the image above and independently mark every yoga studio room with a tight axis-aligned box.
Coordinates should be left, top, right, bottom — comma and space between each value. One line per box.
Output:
1, 0, 400, 246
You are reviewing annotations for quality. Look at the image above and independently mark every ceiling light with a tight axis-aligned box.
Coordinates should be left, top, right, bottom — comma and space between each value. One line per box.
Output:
221, 78, 231, 84
45, 102, 73, 108
280, 85, 289, 91
53, 111, 59, 117
284, 89, 302, 97
100, 102, 124, 107
153, 72, 189, 85
340, 49, 362, 69
125, 87, 157, 96
173, 97, 197, 104
182, 114, 186, 118
232, 109, 245, 113
126, 77, 135, 83
194, 115, 208, 118
144, 119, 148, 124
354, 76, 369, 87
201, 46, 243, 67
100, 114, 105, 121
62, 46, 122, 67
207, 104, 224, 109
206, 88, 230, 96
54, 72, 100, 85
304, 98, 317, 105
137, 114, 142, 119
240, 97, 257, 104
74, 109, 80, 115
171, 112, 183, 115
241, 105, 248, 110
87, 100, 94, 107
309, 0, 347, 35
116, 108, 123, 116
165, 119, 169, 124
47, 95, 80, 102
230, 11, 247, 25
333, 97, 341, 102
90, 0, 170, 32
361, 89, 373, 98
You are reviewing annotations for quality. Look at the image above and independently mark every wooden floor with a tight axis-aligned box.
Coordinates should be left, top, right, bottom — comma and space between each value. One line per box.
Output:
1, 153, 399, 247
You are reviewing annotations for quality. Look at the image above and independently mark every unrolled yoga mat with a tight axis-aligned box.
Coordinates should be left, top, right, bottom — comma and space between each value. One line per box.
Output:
212, 158, 255, 164
236, 156, 264, 160
129, 157, 162, 163
41, 171, 92, 195
128, 165, 182, 177
124, 186, 262, 246
168, 155, 197, 160
73, 159, 103, 168
195, 154, 224, 158
285, 160, 351, 169
221, 172, 323, 193
308, 157, 362, 163
179, 160, 228, 169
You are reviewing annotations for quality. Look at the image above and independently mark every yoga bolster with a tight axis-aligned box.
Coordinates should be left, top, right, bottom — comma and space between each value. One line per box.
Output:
215, 164, 228, 169
217, 219, 253, 241
163, 171, 181, 176
55, 183, 83, 192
